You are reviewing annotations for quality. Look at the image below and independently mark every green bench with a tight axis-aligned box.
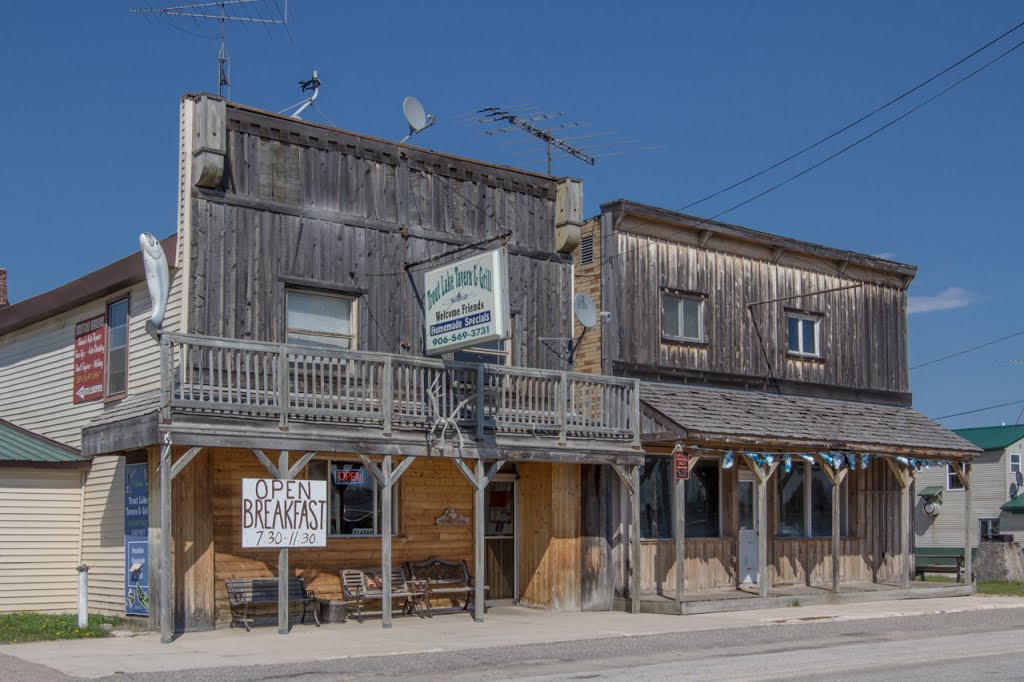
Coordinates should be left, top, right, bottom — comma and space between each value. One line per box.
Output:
914, 550, 964, 583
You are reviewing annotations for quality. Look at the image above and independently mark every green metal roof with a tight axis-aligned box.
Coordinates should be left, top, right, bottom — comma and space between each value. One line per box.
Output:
0, 419, 86, 464
1002, 495, 1024, 514
953, 425, 1024, 451
917, 486, 944, 500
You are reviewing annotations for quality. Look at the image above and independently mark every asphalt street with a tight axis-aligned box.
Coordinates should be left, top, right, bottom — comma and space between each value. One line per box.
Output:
53, 606, 1020, 681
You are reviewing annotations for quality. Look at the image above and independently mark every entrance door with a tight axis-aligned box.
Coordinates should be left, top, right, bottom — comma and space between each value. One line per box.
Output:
484, 480, 517, 603
737, 475, 759, 585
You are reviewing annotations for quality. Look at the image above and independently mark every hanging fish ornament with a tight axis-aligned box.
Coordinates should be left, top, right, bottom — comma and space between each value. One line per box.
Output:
860, 454, 870, 469
831, 453, 844, 469
140, 232, 170, 340
845, 453, 857, 469
783, 454, 793, 473
723, 451, 735, 469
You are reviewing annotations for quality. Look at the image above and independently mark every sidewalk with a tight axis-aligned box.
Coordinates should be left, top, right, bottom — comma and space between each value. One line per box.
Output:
2, 595, 1022, 679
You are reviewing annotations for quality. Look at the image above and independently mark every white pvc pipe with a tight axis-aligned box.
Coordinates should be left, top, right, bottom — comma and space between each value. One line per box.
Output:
77, 564, 89, 628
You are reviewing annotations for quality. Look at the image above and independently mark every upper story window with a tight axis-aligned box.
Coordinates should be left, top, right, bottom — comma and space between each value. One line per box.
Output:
947, 462, 965, 490
1011, 453, 1021, 476
661, 292, 704, 343
286, 290, 357, 349
787, 312, 821, 357
105, 297, 129, 398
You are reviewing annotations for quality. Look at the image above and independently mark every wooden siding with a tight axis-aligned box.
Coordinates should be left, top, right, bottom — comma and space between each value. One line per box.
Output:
186, 103, 573, 369
915, 450, 1009, 548
517, 462, 582, 610
0, 468, 84, 613
639, 539, 737, 593
573, 218, 603, 375
0, 272, 184, 447
601, 229, 909, 396
207, 450, 475, 624
80, 455, 126, 615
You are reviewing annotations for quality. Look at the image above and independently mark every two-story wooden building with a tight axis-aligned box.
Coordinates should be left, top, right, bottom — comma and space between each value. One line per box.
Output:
572, 200, 980, 613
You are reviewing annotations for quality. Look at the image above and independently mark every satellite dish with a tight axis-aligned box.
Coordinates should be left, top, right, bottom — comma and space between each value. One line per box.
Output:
573, 292, 598, 329
401, 96, 436, 143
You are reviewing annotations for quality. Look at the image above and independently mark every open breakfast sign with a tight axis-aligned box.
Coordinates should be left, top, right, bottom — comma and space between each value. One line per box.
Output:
423, 248, 510, 356
241, 478, 328, 548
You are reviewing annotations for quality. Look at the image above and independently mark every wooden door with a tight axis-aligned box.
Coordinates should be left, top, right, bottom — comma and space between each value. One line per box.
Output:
484, 480, 516, 602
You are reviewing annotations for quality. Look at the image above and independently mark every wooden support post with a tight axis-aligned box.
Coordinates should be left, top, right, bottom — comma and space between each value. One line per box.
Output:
674, 476, 685, 612
630, 465, 641, 614
278, 451, 290, 635
474, 459, 486, 623
955, 462, 973, 585
381, 456, 393, 629
159, 437, 173, 644
757, 470, 768, 598
883, 458, 913, 588
832, 469, 847, 593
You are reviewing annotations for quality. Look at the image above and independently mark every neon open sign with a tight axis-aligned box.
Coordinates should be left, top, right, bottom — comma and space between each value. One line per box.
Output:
334, 469, 364, 485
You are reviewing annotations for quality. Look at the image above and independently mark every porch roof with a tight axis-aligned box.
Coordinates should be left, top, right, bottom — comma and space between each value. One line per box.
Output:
639, 382, 981, 460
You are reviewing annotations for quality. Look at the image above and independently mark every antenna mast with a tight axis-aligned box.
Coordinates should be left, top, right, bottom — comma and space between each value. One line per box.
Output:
130, 0, 289, 99
475, 107, 594, 175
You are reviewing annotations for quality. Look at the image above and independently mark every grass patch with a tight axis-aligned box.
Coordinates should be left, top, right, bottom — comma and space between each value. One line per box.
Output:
977, 580, 1024, 596
0, 613, 134, 644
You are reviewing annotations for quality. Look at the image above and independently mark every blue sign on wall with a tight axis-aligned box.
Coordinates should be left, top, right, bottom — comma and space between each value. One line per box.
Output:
124, 463, 149, 616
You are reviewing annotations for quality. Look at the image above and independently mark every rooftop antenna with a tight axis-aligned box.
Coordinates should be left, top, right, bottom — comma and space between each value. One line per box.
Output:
279, 71, 331, 123
129, 0, 289, 99
400, 97, 436, 143
474, 107, 593, 175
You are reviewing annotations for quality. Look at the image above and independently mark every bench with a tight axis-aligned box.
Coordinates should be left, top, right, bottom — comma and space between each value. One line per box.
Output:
340, 567, 427, 622
225, 576, 320, 631
407, 557, 483, 613
914, 553, 965, 583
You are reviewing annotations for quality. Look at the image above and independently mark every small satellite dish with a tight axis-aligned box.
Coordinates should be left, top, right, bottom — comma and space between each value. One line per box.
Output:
401, 96, 436, 143
573, 292, 598, 329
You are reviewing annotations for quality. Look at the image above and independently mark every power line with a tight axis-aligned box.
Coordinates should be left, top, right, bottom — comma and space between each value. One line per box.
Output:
911, 328, 1024, 370
596, 32, 1024, 271
933, 398, 1024, 420
678, 18, 1024, 213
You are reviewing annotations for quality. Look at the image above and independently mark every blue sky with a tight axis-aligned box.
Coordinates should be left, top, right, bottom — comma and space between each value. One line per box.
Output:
1, 1, 1021, 429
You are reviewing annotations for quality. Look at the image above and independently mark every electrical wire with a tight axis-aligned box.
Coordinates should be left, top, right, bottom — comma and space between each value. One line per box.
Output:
933, 398, 1024, 420
911, 329, 1024, 370
678, 18, 1024, 213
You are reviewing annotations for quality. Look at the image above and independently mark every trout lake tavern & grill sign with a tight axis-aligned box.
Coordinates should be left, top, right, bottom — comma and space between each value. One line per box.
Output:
424, 249, 510, 356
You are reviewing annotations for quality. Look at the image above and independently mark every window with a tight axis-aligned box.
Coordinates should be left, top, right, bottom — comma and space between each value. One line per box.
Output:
787, 313, 820, 357
453, 339, 509, 365
105, 297, 129, 397
286, 290, 357, 349
777, 462, 847, 538
308, 460, 396, 537
979, 518, 1000, 541
1011, 453, 1021, 476
947, 463, 965, 490
662, 293, 704, 342
639, 456, 721, 539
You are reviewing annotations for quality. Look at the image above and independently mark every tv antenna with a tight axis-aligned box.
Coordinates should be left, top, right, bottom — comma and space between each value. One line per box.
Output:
400, 97, 436, 143
129, 1, 289, 99
474, 107, 593, 175
539, 292, 607, 368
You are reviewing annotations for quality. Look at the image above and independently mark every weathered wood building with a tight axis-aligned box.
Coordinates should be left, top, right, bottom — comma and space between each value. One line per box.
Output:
572, 200, 981, 612
79, 94, 645, 641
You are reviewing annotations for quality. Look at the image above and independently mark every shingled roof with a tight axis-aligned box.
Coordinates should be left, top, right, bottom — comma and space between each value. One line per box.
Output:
641, 383, 980, 459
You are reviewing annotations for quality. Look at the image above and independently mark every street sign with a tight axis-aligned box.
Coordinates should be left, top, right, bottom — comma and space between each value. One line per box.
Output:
673, 443, 690, 481
423, 248, 510, 355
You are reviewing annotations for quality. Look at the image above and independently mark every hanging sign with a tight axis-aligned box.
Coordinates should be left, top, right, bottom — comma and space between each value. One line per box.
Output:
673, 444, 690, 481
124, 463, 149, 616
241, 478, 328, 548
73, 314, 106, 403
423, 248, 510, 356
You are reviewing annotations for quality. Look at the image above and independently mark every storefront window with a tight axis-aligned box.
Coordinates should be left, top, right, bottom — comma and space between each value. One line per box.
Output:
640, 457, 672, 539
685, 460, 720, 538
307, 460, 396, 537
778, 462, 847, 538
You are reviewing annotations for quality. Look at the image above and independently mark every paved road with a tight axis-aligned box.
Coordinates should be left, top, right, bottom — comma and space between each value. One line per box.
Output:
73, 607, 1023, 681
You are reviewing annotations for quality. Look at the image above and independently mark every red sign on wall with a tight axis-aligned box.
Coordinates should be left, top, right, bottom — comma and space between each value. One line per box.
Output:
673, 444, 690, 481
73, 314, 106, 403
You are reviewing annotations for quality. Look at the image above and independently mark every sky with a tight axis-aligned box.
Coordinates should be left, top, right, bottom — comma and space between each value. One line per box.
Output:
0, 1, 1021, 430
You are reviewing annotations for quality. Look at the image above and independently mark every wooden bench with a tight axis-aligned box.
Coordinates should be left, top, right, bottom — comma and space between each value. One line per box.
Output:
340, 567, 427, 622
914, 553, 965, 583
407, 557, 483, 614
225, 576, 320, 631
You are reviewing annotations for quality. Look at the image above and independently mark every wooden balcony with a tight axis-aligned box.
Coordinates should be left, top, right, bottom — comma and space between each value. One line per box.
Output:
159, 333, 642, 462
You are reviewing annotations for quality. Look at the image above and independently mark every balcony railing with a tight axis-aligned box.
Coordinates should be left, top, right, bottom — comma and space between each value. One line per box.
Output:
160, 333, 641, 447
